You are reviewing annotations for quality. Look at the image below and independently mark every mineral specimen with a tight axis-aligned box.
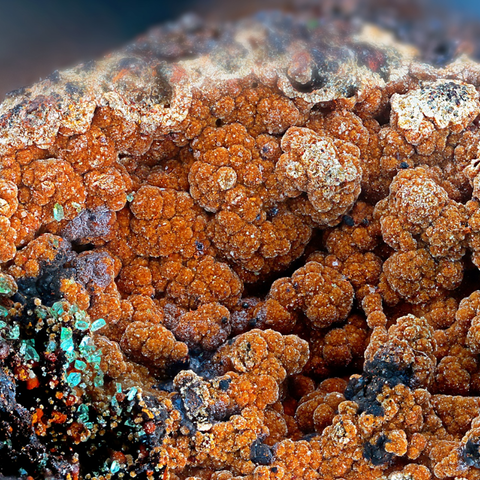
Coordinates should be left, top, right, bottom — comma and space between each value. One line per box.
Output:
4, 3, 480, 480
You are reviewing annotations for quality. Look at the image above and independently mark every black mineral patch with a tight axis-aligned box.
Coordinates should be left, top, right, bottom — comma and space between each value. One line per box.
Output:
171, 393, 197, 434
344, 353, 414, 416
344, 84, 358, 98
219, 379, 231, 391
164, 356, 191, 378
13, 244, 75, 314
364, 355, 414, 387
137, 395, 168, 446
186, 350, 216, 379
250, 439, 274, 465
363, 434, 394, 466
463, 438, 480, 468
344, 374, 385, 416
287, 68, 328, 93
0, 370, 46, 474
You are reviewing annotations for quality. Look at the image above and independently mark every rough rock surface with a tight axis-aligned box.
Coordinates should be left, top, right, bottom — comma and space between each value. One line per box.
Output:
4, 5, 480, 480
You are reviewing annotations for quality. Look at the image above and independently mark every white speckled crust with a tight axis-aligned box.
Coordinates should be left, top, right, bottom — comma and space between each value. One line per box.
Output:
277, 126, 362, 226
391, 79, 480, 145
0, 15, 418, 158
3, 11, 480, 165
0, 55, 191, 155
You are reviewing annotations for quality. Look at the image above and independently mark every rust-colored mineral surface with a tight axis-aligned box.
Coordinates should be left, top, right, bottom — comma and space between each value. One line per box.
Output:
5, 5, 480, 480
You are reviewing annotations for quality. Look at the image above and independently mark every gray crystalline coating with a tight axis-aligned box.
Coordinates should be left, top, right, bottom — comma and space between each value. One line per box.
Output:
62, 208, 114, 242
74, 251, 114, 292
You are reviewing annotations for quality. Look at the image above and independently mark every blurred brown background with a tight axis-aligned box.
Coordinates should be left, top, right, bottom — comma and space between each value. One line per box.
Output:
0, 0, 480, 100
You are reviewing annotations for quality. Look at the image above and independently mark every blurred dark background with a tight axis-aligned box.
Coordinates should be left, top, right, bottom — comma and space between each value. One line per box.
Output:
1, 0, 480, 100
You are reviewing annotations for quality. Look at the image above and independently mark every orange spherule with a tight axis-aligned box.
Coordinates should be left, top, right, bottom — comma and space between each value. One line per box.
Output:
382, 249, 463, 305
151, 254, 243, 309
120, 321, 188, 373
275, 127, 362, 227
21, 158, 86, 223
296, 378, 347, 433
276, 261, 354, 329
129, 186, 209, 259
375, 166, 468, 260
168, 302, 231, 351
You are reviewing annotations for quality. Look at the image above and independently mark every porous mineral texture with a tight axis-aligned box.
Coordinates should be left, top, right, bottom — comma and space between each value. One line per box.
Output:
6, 5, 480, 480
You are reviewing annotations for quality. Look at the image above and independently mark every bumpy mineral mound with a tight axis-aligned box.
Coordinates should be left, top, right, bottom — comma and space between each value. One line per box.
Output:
4, 5, 480, 480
